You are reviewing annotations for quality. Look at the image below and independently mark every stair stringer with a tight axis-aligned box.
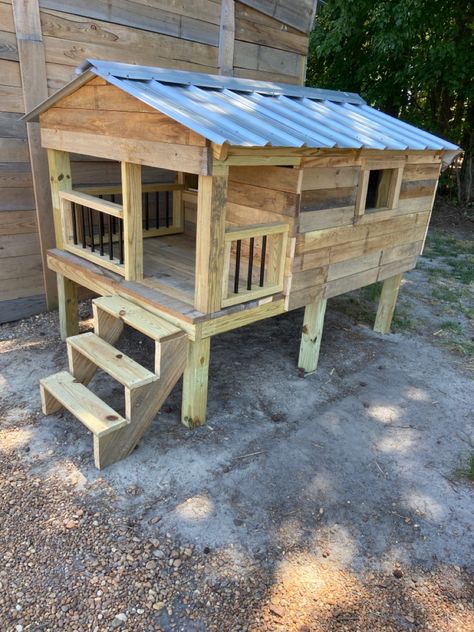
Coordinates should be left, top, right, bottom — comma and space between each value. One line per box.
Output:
93, 335, 188, 469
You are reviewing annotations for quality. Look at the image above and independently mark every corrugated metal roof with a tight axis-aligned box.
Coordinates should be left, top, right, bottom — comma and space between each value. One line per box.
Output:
27, 59, 460, 155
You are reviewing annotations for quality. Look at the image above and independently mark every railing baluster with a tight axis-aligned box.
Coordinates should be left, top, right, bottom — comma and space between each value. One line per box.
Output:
111, 194, 116, 235
144, 192, 149, 231
247, 237, 254, 291
234, 239, 241, 294
72, 203, 78, 245
166, 191, 171, 227
155, 192, 160, 228
80, 205, 86, 248
88, 207, 95, 252
259, 235, 267, 287
98, 212, 104, 256
119, 218, 124, 264
108, 214, 113, 260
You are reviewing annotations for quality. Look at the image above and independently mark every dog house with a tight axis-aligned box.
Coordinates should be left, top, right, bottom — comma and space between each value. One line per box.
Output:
25, 59, 460, 468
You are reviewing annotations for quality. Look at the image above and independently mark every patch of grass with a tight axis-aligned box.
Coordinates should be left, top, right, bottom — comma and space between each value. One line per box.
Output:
448, 256, 474, 284
424, 231, 474, 258
439, 320, 463, 335
464, 307, 474, 320
464, 454, 474, 481
431, 286, 464, 304
392, 310, 414, 331
445, 340, 474, 360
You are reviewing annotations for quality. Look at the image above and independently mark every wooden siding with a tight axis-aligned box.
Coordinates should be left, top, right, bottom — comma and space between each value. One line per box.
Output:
0, 0, 313, 322
286, 156, 441, 310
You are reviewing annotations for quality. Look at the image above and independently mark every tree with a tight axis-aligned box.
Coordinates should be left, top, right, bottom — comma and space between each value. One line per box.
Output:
307, 0, 474, 203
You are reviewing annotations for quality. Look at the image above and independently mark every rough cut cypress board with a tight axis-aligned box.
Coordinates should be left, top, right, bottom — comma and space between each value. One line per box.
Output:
39, 0, 220, 46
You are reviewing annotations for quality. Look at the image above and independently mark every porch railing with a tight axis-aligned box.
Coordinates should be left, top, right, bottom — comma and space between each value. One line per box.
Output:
221, 222, 288, 308
58, 182, 184, 278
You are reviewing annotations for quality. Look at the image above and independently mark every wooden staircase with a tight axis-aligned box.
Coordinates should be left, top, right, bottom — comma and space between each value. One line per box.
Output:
40, 296, 187, 469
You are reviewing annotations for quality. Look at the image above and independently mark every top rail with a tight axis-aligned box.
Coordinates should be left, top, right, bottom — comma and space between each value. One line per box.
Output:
59, 190, 123, 219
78, 182, 185, 196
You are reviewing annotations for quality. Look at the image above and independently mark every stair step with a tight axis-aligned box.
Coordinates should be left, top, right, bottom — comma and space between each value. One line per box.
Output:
68, 332, 157, 389
40, 371, 128, 437
93, 296, 183, 342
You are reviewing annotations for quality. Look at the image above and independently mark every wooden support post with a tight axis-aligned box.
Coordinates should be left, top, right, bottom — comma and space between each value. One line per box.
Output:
298, 297, 327, 375
374, 273, 403, 334
181, 337, 211, 428
121, 162, 143, 281
12, 0, 57, 309
57, 274, 78, 341
173, 172, 185, 232
195, 165, 228, 313
47, 149, 72, 249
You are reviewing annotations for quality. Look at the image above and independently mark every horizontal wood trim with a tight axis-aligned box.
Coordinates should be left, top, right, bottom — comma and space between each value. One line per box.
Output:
0, 30, 18, 62
59, 190, 123, 218
41, 128, 211, 175
78, 183, 184, 196
238, 0, 316, 34
221, 283, 282, 308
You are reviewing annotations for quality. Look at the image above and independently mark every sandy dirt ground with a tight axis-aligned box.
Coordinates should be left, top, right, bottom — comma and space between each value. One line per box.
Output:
0, 224, 473, 631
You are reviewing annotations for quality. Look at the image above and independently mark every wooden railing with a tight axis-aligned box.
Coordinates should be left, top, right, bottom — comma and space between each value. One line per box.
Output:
58, 182, 184, 279
222, 222, 288, 308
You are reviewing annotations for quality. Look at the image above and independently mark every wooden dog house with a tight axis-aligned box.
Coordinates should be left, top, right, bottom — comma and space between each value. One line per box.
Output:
25, 59, 460, 468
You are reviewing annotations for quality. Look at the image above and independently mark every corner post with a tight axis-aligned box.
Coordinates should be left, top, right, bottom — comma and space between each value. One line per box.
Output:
47, 149, 71, 249
374, 273, 403, 334
57, 274, 78, 340
182, 337, 211, 428
298, 297, 327, 374
195, 163, 228, 313
121, 162, 143, 281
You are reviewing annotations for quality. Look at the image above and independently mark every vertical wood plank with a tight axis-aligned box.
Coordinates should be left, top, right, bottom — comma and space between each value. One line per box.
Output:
195, 165, 228, 312
173, 171, 185, 231
181, 337, 211, 428
374, 273, 403, 334
12, 0, 56, 308
121, 161, 143, 281
47, 149, 71, 249
218, 0, 235, 75
298, 297, 327, 374
57, 273, 78, 340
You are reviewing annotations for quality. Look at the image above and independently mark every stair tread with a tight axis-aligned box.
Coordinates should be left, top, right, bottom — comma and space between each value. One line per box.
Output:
68, 332, 157, 388
93, 296, 183, 341
40, 371, 127, 437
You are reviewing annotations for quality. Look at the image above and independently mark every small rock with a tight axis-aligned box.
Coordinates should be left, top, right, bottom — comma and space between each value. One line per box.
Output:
269, 605, 284, 618
153, 549, 165, 559
112, 613, 127, 628
153, 601, 165, 611
173, 559, 182, 569
393, 568, 403, 579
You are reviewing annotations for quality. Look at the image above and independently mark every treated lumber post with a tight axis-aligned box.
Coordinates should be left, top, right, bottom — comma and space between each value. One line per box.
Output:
195, 164, 228, 313
298, 297, 327, 375
121, 162, 143, 281
47, 149, 72, 249
57, 274, 78, 340
181, 337, 211, 428
374, 273, 403, 334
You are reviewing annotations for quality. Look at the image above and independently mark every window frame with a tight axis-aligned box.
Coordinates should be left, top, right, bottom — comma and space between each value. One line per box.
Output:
355, 160, 405, 221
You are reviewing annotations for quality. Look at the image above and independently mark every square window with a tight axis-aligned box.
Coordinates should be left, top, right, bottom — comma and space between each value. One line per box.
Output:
355, 162, 404, 219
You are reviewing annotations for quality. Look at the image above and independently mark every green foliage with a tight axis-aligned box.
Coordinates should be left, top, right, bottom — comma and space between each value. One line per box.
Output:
307, 1, 473, 153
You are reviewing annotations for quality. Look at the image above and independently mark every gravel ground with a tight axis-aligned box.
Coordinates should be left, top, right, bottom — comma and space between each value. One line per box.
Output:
1, 224, 473, 631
